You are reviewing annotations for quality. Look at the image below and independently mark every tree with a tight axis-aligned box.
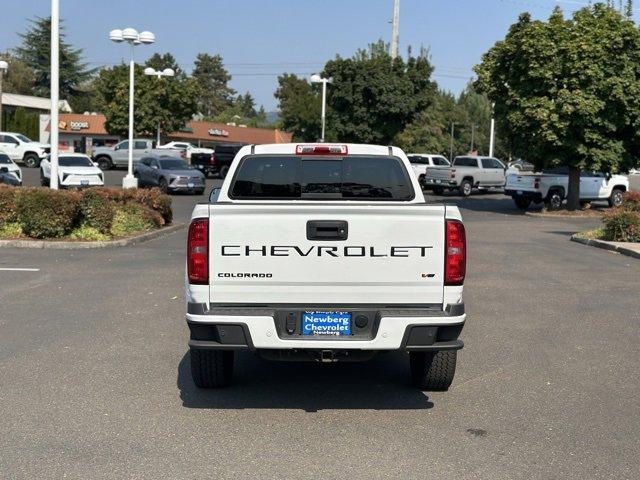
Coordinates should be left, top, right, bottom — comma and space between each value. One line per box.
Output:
14, 16, 94, 109
192, 53, 236, 117
475, 5, 640, 209
145, 53, 182, 75
322, 40, 436, 144
94, 64, 199, 138
274, 73, 321, 141
0, 53, 35, 95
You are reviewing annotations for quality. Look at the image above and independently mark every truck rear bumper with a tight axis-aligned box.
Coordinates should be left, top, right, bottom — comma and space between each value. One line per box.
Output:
505, 189, 543, 202
186, 303, 465, 352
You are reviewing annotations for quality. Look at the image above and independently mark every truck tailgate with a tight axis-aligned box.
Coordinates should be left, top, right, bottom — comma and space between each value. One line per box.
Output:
208, 204, 446, 305
506, 173, 537, 191
426, 167, 452, 181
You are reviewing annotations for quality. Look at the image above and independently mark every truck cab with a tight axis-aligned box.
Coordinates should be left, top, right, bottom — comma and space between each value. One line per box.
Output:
185, 143, 467, 391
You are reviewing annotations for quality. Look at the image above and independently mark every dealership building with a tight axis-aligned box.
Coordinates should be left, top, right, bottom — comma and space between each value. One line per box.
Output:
43, 114, 292, 154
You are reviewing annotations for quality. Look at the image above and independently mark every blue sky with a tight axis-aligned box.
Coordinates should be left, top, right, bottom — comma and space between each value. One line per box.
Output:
1, 0, 633, 110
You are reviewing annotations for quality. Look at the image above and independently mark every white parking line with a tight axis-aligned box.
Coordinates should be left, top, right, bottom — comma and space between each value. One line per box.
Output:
0, 268, 41, 272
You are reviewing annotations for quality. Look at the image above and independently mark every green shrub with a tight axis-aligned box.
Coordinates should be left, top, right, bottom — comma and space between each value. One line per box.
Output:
603, 209, 640, 242
0, 222, 22, 239
110, 203, 155, 237
15, 189, 80, 238
0, 186, 19, 225
79, 190, 115, 234
93, 187, 172, 225
68, 224, 109, 241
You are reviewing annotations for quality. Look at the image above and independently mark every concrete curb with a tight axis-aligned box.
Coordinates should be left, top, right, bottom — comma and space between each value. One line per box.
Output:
526, 211, 604, 219
0, 223, 186, 249
570, 235, 640, 260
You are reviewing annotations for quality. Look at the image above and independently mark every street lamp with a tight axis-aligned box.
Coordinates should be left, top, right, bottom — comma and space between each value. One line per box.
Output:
310, 74, 333, 142
0, 60, 8, 130
109, 27, 155, 189
144, 67, 175, 145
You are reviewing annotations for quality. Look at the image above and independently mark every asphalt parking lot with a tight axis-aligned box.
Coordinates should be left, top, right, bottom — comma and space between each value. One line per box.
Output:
1, 168, 639, 479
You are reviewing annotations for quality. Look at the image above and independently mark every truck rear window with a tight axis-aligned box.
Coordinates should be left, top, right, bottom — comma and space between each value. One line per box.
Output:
230, 155, 414, 200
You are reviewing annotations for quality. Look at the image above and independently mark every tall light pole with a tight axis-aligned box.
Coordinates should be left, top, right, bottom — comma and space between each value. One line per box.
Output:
390, 0, 400, 59
310, 74, 333, 143
0, 60, 7, 131
109, 27, 155, 189
50, 0, 60, 189
489, 103, 496, 157
144, 67, 175, 146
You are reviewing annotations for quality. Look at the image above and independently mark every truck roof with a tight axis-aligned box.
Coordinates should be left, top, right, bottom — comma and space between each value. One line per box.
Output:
242, 143, 402, 157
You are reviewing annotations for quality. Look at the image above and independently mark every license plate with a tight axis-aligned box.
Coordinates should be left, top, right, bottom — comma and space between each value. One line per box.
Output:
302, 311, 351, 336
196, 165, 203, 170
517, 190, 523, 195
187, 182, 195, 188
81, 180, 89, 186
435, 179, 442, 184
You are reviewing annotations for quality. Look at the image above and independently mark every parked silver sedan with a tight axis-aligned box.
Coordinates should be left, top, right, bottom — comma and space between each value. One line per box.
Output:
134, 156, 206, 194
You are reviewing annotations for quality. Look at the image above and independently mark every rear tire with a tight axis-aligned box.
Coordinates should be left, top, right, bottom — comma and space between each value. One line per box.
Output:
40, 169, 50, 187
608, 188, 624, 208
545, 190, 563, 211
410, 350, 457, 391
190, 348, 234, 388
96, 156, 112, 171
459, 179, 472, 197
219, 165, 229, 179
24, 153, 40, 168
514, 197, 532, 211
158, 177, 168, 194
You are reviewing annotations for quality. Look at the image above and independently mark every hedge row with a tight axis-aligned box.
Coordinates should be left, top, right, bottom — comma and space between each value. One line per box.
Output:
603, 191, 640, 242
0, 186, 172, 239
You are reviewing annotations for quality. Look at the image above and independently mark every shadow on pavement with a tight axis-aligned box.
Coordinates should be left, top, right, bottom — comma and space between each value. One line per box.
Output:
177, 351, 434, 412
427, 191, 533, 216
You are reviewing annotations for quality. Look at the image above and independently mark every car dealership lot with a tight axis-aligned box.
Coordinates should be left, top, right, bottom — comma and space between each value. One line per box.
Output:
1, 170, 639, 479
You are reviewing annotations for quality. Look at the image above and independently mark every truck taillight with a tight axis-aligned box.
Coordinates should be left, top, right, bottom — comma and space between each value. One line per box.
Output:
450, 169, 456, 179
209, 153, 217, 166
534, 177, 540, 189
188, 219, 209, 284
445, 219, 466, 286
296, 145, 348, 155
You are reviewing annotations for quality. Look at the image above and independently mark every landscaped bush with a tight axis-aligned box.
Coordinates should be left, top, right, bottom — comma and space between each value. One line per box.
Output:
15, 188, 80, 238
0, 186, 173, 240
603, 209, 640, 243
623, 191, 640, 212
79, 190, 115, 234
0, 186, 19, 225
110, 203, 156, 237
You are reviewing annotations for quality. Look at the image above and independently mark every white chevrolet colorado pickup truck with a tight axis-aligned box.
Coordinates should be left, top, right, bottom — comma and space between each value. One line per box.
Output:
505, 169, 629, 210
185, 143, 467, 391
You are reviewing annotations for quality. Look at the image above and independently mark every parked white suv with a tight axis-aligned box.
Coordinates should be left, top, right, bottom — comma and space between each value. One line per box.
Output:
424, 156, 507, 196
185, 143, 467, 391
0, 132, 50, 168
407, 154, 450, 189
505, 169, 629, 210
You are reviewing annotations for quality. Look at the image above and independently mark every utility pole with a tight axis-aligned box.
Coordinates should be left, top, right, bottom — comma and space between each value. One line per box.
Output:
390, 0, 400, 59
449, 122, 455, 161
50, 0, 60, 189
489, 103, 496, 157
0, 61, 7, 130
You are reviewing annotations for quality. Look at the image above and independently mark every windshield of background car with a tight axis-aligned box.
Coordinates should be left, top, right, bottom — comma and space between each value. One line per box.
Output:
230, 155, 414, 201
408, 155, 428, 164
433, 157, 450, 166
0, 154, 11, 164
159, 159, 191, 170
16, 134, 32, 143
59, 156, 94, 167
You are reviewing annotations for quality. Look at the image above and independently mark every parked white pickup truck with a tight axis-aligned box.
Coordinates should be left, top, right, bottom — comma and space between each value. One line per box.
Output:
505, 170, 629, 210
91, 139, 183, 170
424, 156, 507, 196
157, 141, 213, 160
0, 132, 50, 168
185, 143, 467, 391
407, 153, 450, 189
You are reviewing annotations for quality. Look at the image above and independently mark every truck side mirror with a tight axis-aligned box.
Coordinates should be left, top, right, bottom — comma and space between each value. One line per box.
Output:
0, 167, 8, 173
605, 172, 612, 181
209, 187, 221, 203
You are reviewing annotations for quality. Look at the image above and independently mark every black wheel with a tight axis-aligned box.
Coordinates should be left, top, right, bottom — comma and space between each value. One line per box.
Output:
459, 179, 473, 197
545, 190, 563, 211
219, 165, 230, 179
433, 186, 444, 195
418, 175, 426, 188
158, 177, 168, 194
514, 197, 532, 211
96, 156, 112, 171
40, 169, 49, 187
190, 348, 234, 388
24, 153, 40, 168
410, 350, 457, 391
608, 188, 624, 208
